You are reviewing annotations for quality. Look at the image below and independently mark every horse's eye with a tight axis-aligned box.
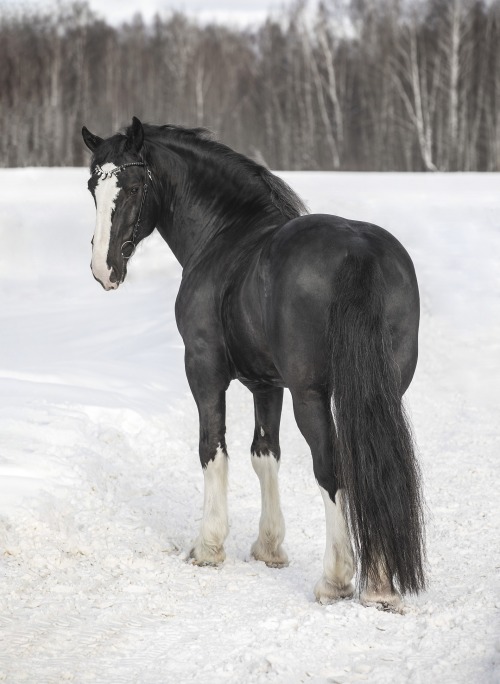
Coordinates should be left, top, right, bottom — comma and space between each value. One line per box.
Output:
129, 186, 139, 195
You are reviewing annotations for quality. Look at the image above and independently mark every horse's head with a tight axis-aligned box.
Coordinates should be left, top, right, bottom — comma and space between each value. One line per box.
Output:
82, 117, 156, 290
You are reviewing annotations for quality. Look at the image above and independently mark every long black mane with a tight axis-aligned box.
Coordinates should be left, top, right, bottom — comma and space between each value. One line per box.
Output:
92, 123, 307, 237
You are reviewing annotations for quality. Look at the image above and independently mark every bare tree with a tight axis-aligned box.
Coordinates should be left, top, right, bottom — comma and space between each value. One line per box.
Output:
0, 0, 498, 170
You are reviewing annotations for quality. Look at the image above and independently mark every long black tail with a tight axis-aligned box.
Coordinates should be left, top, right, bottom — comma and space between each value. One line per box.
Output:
329, 253, 426, 595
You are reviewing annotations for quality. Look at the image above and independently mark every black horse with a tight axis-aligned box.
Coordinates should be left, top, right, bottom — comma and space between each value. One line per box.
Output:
82, 117, 425, 611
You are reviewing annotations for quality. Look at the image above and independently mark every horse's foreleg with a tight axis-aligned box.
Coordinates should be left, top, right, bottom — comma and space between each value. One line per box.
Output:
250, 386, 288, 568
191, 442, 228, 566
291, 388, 355, 603
186, 356, 230, 566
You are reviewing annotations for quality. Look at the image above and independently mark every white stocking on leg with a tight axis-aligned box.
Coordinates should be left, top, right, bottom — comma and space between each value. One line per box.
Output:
251, 453, 288, 568
190, 446, 229, 565
314, 487, 355, 603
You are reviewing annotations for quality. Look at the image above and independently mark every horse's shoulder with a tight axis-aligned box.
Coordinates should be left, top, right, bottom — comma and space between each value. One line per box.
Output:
175, 265, 216, 321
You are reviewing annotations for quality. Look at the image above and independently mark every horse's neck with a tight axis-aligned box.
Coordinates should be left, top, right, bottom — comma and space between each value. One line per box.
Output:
153, 147, 271, 269
148, 149, 213, 267
155, 194, 211, 269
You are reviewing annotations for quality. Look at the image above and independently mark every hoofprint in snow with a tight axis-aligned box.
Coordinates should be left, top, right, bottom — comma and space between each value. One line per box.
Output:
0, 169, 498, 683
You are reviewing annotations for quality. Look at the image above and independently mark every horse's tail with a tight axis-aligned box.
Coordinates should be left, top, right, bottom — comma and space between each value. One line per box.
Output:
328, 252, 426, 595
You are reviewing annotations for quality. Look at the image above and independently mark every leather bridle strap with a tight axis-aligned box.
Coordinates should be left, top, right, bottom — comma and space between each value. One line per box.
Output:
92, 161, 152, 260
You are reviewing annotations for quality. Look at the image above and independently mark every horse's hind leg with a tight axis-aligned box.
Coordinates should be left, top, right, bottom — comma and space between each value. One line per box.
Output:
291, 387, 354, 602
360, 570, 403, 613
250, 386, 288, 568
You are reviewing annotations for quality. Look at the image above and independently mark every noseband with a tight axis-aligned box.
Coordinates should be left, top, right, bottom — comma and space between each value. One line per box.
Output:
92, 161, 152, 260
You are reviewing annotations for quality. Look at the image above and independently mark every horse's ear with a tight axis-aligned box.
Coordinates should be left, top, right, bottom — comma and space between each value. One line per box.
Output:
82, 126, 103, 152
127, 116, 144, 153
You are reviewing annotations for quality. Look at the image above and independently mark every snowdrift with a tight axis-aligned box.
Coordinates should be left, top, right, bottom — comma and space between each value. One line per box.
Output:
0, 169, 498, 682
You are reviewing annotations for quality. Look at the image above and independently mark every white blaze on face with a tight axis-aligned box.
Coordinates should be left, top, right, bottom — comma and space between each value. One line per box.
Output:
92, 162, 120, 290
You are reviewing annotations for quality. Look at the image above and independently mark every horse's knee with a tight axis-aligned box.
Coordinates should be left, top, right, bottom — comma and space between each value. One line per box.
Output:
251, 429, 280, 458
199, 435, 227, 468
251, 434, 267, 456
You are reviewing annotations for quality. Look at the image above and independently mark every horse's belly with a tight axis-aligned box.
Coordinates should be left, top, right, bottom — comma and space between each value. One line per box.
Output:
226, 311, 284, 389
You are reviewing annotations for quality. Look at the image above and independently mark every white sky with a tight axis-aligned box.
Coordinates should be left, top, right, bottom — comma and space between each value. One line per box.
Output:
0, 0, 302, 26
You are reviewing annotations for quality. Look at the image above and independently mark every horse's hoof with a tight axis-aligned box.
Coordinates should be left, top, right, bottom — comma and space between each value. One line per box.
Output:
360, 589, 404, 614
314, 575, 354, 604
251, 540, 289, 568
189, 541, 225, 566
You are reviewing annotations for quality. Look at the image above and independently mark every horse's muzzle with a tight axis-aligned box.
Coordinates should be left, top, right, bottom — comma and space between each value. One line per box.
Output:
91, 263, 119, 290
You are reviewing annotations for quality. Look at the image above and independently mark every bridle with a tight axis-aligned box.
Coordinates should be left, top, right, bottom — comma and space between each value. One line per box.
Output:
92, 161, 153, 260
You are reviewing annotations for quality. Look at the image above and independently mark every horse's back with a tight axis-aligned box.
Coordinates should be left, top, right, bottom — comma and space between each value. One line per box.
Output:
261, 214, 420, 392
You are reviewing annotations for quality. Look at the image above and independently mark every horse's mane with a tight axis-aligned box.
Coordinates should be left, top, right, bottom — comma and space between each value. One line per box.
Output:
126, 123, 308, 222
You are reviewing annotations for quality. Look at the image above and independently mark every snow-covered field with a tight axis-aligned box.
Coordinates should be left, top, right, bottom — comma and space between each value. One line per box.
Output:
0, 169, 499, 683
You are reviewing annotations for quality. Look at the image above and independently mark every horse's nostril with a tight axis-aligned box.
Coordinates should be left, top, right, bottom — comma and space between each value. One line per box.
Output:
109, 269, 118, 283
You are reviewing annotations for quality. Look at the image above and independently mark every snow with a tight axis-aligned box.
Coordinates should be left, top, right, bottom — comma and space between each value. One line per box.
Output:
0, 168, 499, 683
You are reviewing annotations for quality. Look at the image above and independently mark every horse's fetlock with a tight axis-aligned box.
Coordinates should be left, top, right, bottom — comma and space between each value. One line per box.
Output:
190, 538, 226, 566
251, 538, 289, 568
314, 575, 354, 604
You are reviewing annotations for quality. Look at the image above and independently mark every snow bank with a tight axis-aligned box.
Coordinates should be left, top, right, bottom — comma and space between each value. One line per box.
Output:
0, 169, 498, 682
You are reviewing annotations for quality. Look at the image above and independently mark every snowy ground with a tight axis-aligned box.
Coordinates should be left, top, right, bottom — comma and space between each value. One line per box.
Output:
0, 169, 499, 683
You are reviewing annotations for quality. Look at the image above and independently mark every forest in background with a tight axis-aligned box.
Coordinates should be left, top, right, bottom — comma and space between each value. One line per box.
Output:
1, 0, 499, 170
